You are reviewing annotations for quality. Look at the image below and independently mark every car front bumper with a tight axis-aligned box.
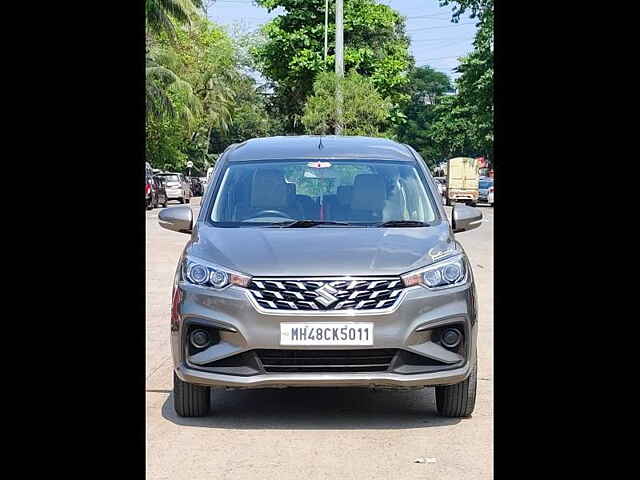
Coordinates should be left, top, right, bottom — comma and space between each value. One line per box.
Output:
175, 360, 474, 388
172, 277, 478, 389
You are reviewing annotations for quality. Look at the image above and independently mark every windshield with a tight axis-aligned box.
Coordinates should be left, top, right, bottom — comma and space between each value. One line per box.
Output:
479, 180, 493, 189
159, 174, 180, 182
209, 159, 438, 226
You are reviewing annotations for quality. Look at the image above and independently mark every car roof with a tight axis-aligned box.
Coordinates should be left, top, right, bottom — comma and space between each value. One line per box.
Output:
223, 136, 416, 162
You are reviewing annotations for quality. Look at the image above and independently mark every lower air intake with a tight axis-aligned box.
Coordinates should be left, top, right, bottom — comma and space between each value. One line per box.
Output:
255, 349, 396, 373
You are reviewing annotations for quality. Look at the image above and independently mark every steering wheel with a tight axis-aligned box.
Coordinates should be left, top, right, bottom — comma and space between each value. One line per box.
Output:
250, 209, 292, 219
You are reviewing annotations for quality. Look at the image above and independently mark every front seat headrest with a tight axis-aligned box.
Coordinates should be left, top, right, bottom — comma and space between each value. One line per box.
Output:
351, 174, 386, 211
251, 169, 288, 208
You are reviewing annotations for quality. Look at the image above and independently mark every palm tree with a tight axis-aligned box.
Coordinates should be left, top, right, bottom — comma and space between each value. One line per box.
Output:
146, 0, 205, 38
146, 53, 201, 124
145, 0, 204, 122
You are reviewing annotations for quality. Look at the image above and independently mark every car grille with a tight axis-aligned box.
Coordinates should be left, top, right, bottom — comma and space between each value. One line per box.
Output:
255, 349, 397, 373
248, 277, 405, 312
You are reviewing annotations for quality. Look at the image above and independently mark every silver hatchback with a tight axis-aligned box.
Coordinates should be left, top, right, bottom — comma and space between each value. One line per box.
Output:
156, 172, 191, 204
158, 136, 483, 418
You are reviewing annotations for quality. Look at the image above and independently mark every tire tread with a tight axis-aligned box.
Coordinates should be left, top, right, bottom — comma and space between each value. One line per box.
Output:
435, 359, 477, 417
173, 372, 210, 417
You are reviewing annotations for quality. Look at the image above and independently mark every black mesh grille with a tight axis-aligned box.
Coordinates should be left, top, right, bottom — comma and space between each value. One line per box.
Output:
256, 349, 397, 373
248, 277, 404, 311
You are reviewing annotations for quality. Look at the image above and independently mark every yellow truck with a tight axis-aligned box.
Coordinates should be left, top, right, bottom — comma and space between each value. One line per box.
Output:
445, 157, 479, 206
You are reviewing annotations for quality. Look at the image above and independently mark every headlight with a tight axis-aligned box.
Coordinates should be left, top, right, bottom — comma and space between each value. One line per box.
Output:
182, 256, 251, 289
401, 254, 468, 290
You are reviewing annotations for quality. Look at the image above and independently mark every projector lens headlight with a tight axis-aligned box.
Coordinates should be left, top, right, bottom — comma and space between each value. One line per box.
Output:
442, 263, 462, 283
187, 264, 209, 284
210, 269, 229, 288
401, 254, 467, 290
182, 257, 250, 290
423, 269, 442, 287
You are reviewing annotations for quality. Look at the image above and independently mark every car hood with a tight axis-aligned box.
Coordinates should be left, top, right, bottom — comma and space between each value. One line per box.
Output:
187, 222, 458, 277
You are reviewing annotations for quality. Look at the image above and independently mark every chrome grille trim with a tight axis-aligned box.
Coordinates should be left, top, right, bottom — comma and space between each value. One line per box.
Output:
246, 276, 406, 315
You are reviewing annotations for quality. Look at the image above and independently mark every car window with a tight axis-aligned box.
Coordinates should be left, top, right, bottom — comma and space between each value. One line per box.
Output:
209, 159, 439, 226
159, 174, 180, 182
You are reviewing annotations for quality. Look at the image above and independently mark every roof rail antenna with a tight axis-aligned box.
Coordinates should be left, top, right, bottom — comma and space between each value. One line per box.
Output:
318, 135, 324, 150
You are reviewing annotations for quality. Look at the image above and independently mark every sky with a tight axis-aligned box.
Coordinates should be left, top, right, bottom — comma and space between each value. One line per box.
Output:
206, 0, 478, 83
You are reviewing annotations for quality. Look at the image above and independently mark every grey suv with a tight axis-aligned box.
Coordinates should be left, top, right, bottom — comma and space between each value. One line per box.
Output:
159, 136, 483, 418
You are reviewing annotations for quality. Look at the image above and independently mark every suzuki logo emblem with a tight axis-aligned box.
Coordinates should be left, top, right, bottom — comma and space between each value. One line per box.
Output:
314, 284, 339, 307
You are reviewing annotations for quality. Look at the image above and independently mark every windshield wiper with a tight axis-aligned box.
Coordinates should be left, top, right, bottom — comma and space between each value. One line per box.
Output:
268, 220, 352, 228
376, 220, 432, 227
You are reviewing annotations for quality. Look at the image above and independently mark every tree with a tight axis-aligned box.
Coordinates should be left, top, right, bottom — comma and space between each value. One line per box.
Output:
438, 0, 492, 23
146, 54, 201, 124
253, 0, 412, 133
428, 0, 493, 160
146, 17, 239, 169
146, 0, 204, 39
394, 66, 453, 166
209, 76, 279, 153
301, 71, 391, 136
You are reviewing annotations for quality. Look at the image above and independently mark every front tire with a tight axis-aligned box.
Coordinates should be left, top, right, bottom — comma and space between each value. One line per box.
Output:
173, 372, 211, 417
435, 359, 477, 417
179, 197, 185, 204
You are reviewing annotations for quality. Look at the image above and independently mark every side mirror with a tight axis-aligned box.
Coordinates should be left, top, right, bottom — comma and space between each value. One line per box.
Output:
452, 205, 482, 233
158, 206, 193, 234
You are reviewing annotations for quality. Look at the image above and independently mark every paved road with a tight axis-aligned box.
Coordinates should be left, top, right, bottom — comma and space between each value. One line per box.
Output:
146, 198, 493, 480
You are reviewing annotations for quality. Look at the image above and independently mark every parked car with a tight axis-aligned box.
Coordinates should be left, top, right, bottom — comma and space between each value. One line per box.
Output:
159, 136, 483, 419
487, 184, 494, 206
153, 175, 168, 208
478, 177, 494, 204
156, 172, 191, 204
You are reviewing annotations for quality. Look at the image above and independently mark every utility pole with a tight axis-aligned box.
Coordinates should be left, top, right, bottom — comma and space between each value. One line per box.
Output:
324, 0, 329, 61
335, 0, 344, 135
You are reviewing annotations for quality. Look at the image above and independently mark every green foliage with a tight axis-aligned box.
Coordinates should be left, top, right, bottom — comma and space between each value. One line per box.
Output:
145, 0, 204, 39
209, 76, 280, 153
146, 113, 190, 171
253, 0, 412, 132
393, 66, 453, 167
390, 0, 493, 164
430, 0, 493, 159
146, 12, 286, 168
438, 0, 492, 23
429, 95, 480, 157
146, 15, 254, 169
301, 71, 392, 136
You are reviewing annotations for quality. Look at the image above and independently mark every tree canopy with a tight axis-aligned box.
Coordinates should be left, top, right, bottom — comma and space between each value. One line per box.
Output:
145, 0, 494, 175
430, 0, 493, 160
301, 71, 392, 136
393, 66, 453, 167
253, 0, 412, 133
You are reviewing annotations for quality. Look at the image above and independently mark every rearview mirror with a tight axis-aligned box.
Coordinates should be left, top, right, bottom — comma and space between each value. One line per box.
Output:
158, 206, 193, 234
452, 205, 482, 233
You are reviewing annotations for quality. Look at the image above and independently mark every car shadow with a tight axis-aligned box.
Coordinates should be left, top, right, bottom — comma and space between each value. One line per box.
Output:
159, 387, 464, 430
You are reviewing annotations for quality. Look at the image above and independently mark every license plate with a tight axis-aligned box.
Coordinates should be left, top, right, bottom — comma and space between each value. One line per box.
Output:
280, 322, 374, 346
